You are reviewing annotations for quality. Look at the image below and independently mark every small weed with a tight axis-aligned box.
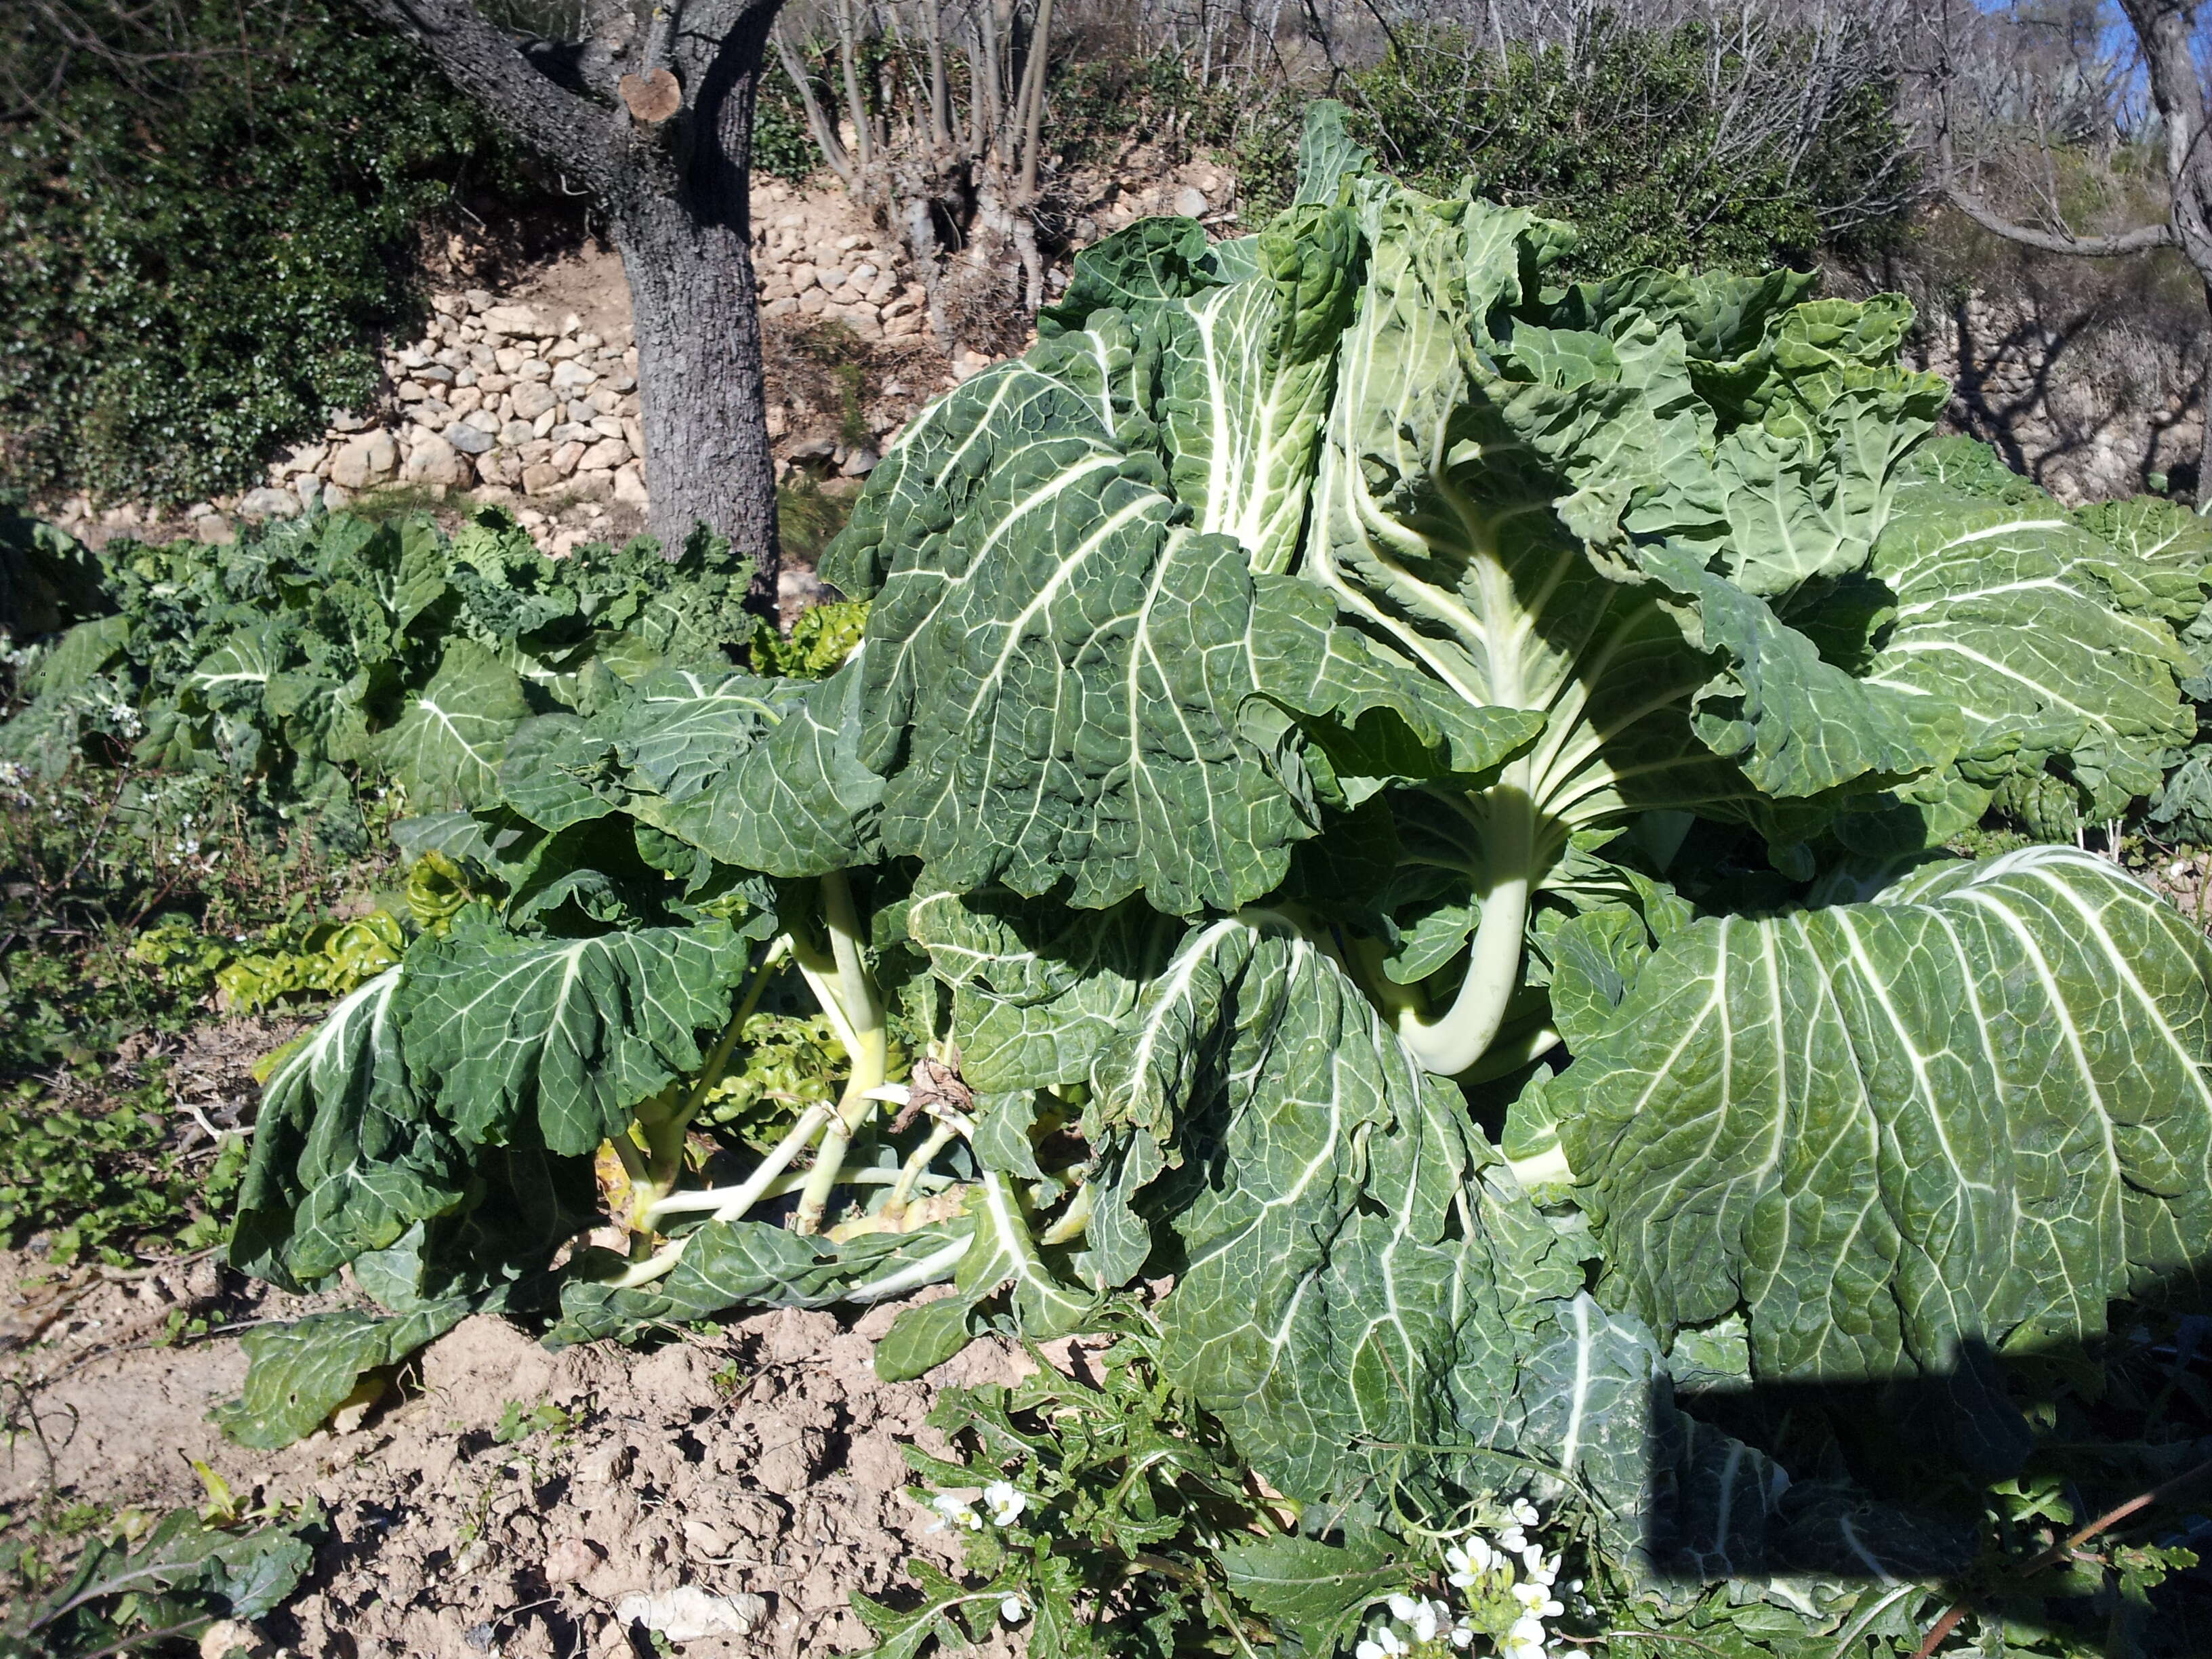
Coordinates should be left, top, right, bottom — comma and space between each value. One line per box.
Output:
791, 319, 875, 447
777, 475, 855, 569
711, 1360, 754, 1398
0, 762, 394, 1263
345, 482, 461, 521
493, 1399, 577, 1445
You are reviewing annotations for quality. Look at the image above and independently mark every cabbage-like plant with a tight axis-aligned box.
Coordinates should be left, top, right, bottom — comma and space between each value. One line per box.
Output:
220, 105, 2212, 1638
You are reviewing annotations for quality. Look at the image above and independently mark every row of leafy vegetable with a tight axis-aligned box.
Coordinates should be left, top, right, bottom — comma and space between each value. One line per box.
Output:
9, 100, 2212, 1655
0, 497, 854, 849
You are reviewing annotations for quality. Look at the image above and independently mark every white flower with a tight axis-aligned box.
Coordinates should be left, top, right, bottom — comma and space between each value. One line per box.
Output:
925, 1493, 980, 1534
1405, 1598, 1448, 1643
1387, 1595, 1418, 1622
1448, 1621, 1475, 1650
1497, 1525, 1528, 1554
1509, 1615, 1549, 1646
1507, 1498, 1540, 1528
1501, 1636, 1547, 1659
1444, 1536, 1494, 1587
982, 1481, 1026, 1527
1356, 1623, 1406, 1659
1511, 1583, 1565, 1619
1000, 1597, 1027, 1625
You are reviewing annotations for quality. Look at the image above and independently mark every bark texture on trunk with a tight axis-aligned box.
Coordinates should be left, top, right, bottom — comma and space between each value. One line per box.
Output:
2121, 0, 2212, 507
619, 201, 777, 586
1944, 0, 2212, 505
613, 0, 779, 596
354, 0, 786, 609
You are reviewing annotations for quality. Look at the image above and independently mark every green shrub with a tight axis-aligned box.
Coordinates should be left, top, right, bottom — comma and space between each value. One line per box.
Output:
0, 0, 551, 508
1345, 19, 1911, 274
754, 61, 824, 185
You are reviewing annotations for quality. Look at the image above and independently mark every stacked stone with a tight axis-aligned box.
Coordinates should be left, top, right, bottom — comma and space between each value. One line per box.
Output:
754, 226, 925, 340
252, 295, 647, 518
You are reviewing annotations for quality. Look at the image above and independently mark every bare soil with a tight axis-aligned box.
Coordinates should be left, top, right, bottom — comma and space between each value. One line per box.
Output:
2, 1251, 1042, 1659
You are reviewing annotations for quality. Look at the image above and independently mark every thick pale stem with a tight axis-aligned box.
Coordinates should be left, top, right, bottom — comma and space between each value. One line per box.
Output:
596, 1198, 975, 1295
695, 1099, 838, 1227
641, 1106, 836, 1238
1037, 1181, 1092, 1246
1459, 1024, 1562, 1086
1393, 785, 1535, 1077
794, 1032, 887, 1234
649, 1165, 949, 1218
623, 940, 790, 1238
840, 1235, 974, 1304
884, 1120, 960, 1220
794, 871, 888, 1235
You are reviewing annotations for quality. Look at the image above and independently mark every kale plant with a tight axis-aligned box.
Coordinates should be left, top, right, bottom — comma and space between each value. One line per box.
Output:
1, 507, 756, 847
209, 106, 2212, 1651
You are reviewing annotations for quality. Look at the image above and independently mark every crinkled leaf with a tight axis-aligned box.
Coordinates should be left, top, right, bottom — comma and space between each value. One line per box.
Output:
1847, 491, 2198, 842
1641, 544, 1957, 800
1517, 1296, 1972, 1590
211, 1303, 465, 1448
1291, 98, 1374, 207
1088, 917, 1582, 1500
398, 919, 758, 1155
230, 970, 467, 1289
644, 653, 883, 875
1158, 201, 1364, 572
1558, 848, 2212, 1455
497, 712, 620, 833
1311, 194, 1942, 848
907, 887, 1187, 1092
606, 664, 799, 798
852, 1558, 1029, 1659
1218, 1529, 1402, 1657
551, 1218, 971, 1347
378, 638, 531, 810
28, 612, 131, 695
878, 1171, 1099, 1381
1034, 216, 1228, 337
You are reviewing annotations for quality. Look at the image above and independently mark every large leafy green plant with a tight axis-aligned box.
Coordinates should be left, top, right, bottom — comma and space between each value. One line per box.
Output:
214, 106, 2212, 1647
1, 508, 756, 847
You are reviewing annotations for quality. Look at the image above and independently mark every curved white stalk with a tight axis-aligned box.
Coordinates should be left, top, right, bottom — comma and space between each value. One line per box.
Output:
596, 1197, 973, 1295
1036, 1180, 1094, 1246
795, 870, 890, 1235
1391, 783, 1535, 1076
1458, 1023, 1562, 1085
693, 1098, 838, 1227
646, 1165, 952, 1218
838, 1235, 974, 1304
884, 1120, 960, 1219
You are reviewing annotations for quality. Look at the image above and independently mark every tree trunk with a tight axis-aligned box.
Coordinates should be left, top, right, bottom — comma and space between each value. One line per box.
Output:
352, 0, 787, 613
619, 199, 778, 598
2199, 288, 2212, 510
621, 0, 781, 609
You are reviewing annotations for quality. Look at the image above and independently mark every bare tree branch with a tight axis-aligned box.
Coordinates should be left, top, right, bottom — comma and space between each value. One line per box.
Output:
773, 20, 857, 186
1942, 183, 2176, 258
352, 0, 618, 193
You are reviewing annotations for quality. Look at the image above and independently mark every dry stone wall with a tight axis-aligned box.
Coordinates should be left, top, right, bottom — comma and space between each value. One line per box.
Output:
51, 181, 933, 549
1833, 219, 2207, 506
45, 161, 1241, 551
298, 293, 644, 509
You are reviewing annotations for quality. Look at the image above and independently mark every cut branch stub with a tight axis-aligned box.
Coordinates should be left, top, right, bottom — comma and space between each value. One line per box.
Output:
621, 68, 684, 124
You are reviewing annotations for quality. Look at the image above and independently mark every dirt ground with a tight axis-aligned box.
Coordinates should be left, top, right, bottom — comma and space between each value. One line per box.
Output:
1, 1252, 1044, 1659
